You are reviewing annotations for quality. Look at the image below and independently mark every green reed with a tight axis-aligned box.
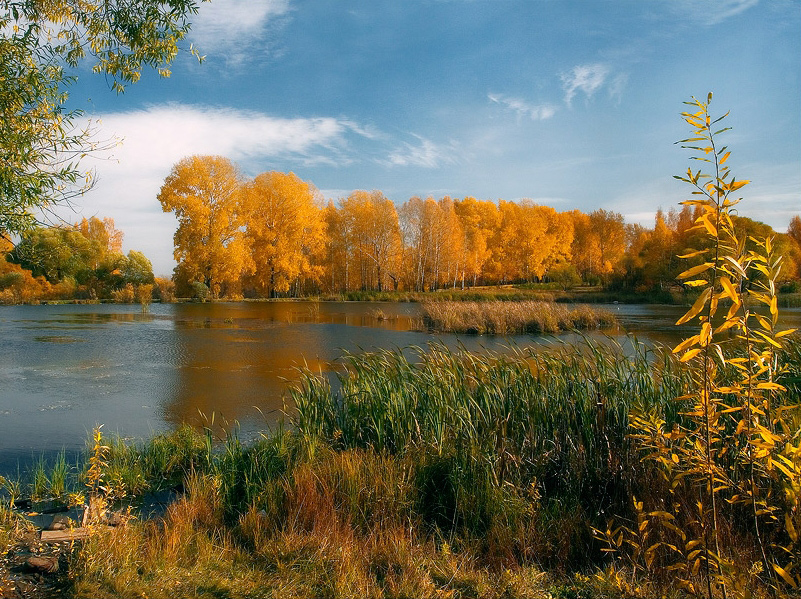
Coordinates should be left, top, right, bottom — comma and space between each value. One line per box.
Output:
291, 338, 689, 513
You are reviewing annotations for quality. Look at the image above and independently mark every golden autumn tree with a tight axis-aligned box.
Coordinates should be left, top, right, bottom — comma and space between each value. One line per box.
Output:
158, 155, 250, 299
321, 201, 350, 293
786, 215, 801, 281
569, 208, 626, 284
243, 171, 325, 297
398, 196, 429, 291
0, 236, 57, 303
340, 190, 401, 291
789, 215, 801, 250
589, 208, 626, 279
454, 197, 498, 288
487, 201, 572, 283
76, 217, 123, 258
431, 196, 465, 289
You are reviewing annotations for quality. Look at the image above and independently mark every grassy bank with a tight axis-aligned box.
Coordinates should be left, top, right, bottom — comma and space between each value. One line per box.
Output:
4, 336, 799, 597
420, 300, 616, 334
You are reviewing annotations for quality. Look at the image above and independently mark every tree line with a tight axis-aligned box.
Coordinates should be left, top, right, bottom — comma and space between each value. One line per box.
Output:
0, 216, 175, 304
3, 154, 799, 304
159, 155, 801, 299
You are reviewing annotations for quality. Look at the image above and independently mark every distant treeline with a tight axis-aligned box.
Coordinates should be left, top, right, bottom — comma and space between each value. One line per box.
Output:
158, 155, 801, 299
2, 159, 800, 303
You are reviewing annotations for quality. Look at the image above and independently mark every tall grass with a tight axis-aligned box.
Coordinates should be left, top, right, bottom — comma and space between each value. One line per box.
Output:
420, 300, 615, 334
290, 339, 690, 561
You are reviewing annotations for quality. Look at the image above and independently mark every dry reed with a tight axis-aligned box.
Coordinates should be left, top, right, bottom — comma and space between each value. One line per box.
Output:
420, 300, 615, 334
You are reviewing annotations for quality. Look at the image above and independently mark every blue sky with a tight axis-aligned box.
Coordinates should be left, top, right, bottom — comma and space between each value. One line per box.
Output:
64, 0, 800, 276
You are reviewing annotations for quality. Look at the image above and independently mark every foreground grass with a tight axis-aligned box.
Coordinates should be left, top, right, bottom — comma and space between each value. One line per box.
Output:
2, 337, 799, 598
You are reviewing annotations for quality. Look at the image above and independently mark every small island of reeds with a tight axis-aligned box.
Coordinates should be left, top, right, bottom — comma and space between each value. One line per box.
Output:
420, 300, 616, 334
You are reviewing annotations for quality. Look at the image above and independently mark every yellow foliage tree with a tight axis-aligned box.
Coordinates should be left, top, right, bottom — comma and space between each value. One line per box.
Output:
454, 197, 498, 287
570, 208, 626, 283
340, 190, 401, 291
158, 156, 250, 299
488, 201, 572, 283
243, 171, 325, 297
321, 200, 352, 293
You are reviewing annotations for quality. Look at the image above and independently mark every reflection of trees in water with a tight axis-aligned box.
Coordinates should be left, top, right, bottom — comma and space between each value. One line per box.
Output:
162, 313, 332, 435
169, 300, 418, 329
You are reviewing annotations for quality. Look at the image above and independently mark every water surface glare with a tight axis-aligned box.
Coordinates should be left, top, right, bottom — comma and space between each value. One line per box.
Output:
2, 301, 798, 475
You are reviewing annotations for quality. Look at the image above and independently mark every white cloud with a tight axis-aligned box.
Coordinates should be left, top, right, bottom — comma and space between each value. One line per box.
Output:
561, 63, 610, 107
188, 0, 290, 64
487, 94, 558, 121
64, 104, 367, 275
384, 135, 457, 168
100, 104, 359, 168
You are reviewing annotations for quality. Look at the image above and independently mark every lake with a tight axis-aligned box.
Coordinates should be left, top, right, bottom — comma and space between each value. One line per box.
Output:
1, 301, 798, 474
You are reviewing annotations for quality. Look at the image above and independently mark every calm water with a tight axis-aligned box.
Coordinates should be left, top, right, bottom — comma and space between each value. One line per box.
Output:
1, 301, 798, 474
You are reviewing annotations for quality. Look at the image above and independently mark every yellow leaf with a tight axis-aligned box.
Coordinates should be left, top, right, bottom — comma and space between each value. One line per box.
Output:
759, 429, 781, 444
786, 513, 798, 543
756, 382, 785, 391
753, 330, 782, 348
701, 215, 717, 236
774, 564, 798, 588
673, 334, 700, 355
729, 179, 750, 191
724, 255, 748, 278
677, 249, 707, 259
648, 510, 675, 520
713, 320, 738, 335
700, 321, 712, 344
677, 287, 711, 325
725, 298, 741, 321
720, 276, 738, 301
677, 262, 713, 280
680, 348, 702, 362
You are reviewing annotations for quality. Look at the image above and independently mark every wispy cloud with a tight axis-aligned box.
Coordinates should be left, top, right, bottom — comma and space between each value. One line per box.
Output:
189, 0, 291, 64
668, 0, 759, 25
607, 73, 629, 105
384, 135, 457, 168
560, 63, 610, 107
487, 94, 558, 121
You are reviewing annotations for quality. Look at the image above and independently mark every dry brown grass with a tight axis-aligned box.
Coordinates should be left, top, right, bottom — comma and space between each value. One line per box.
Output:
70, 470, 555, 599
420, 300, 615, 334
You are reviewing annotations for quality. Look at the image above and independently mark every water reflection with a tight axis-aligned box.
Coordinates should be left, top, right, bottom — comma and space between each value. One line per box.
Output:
1, 301, 798, 475
164, 315, 332, 432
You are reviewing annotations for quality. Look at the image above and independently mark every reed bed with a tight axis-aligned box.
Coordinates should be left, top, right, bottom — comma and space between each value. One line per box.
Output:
420, 300, 616, 334
291, 337, 688, 479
